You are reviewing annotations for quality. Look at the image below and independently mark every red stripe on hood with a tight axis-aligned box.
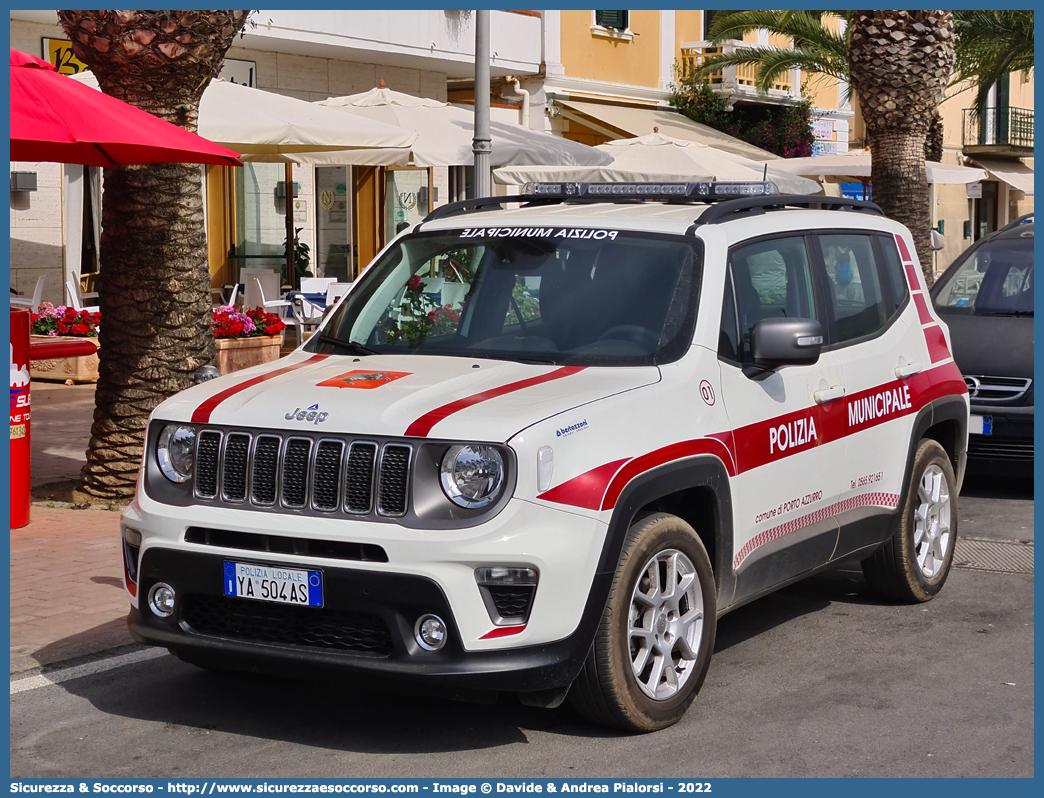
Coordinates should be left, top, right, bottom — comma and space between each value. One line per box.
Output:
191, 355, 329, 423
404, 366, 585, 438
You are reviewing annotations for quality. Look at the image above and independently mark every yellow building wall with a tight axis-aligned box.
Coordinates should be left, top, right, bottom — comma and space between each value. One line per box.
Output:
560, 10, 661, 88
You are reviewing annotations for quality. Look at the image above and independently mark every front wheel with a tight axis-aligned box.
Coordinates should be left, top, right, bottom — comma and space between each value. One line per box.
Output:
569, 513, 716, 732
862, 438, 958, 602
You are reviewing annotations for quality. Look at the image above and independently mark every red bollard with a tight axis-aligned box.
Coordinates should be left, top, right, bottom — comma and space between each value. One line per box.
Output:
10, 309, 31, 529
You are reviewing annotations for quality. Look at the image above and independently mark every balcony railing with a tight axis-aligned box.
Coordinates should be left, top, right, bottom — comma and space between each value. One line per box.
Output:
963, 106, 1034, 152
679, 41, 793, 95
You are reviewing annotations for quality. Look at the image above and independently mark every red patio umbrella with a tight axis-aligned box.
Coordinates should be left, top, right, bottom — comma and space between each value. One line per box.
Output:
9, 49, 242, 167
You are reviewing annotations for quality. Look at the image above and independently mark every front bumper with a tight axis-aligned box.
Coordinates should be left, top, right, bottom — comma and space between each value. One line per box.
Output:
967, 403, 1033, 471
130, 547, 610, 693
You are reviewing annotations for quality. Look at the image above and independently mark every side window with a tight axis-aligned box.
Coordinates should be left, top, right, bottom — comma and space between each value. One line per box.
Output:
877, 235, 910, 309
820, 234, 887, 344
728, 236, 817, 364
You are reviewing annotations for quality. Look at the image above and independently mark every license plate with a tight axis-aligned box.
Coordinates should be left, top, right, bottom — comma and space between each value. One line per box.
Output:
223, 561, 323, 607
969, 415, 993, 435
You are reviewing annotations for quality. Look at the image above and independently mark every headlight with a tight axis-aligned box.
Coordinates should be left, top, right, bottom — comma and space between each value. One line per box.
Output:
440, 445, 505, 509
157, 424, 196, 483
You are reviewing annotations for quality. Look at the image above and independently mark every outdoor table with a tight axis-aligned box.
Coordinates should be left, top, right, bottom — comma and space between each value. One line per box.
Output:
285, 291, 327, 310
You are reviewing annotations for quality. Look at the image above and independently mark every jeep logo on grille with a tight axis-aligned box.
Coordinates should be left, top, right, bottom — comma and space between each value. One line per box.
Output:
285, 403, 329, 424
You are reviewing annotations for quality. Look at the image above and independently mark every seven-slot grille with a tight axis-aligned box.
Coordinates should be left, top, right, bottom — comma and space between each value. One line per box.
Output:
965, 376, 1032, 404
194, 430, 412, 518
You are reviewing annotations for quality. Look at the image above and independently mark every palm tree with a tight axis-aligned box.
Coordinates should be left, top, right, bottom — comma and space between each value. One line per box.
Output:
953, 10, 1034, 115
848, 11, 954, 282
57, 10, 250, 498
683, 10, 851, 98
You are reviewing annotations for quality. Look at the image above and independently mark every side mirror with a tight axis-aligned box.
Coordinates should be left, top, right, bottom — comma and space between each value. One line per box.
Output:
750, 318, 823, 369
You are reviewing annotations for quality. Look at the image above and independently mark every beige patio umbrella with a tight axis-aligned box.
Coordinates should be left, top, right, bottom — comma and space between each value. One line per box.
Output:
71, 73, 418, 162
493, 132, 821, 194
303, 86, 612, 168
71, 73, 420, 284
771, 149, 988, 186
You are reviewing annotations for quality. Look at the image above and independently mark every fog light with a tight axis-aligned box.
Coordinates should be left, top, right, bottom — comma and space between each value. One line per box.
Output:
148, 582, 176, 618
415, 614, 448, 651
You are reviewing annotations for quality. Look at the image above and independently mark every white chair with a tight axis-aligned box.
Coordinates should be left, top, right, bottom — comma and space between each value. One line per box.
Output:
11, 276, 44, 312
253, 277, 303, 341
65, 279, 100, 313
300, 277, 337, 294
212, 283, 239, 309
291, 294, 325, 340
326, 282, 352, 306
241, 268, 282, 309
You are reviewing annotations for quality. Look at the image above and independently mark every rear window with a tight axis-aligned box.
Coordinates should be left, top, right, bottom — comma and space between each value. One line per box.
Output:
933, 235, 1033, 316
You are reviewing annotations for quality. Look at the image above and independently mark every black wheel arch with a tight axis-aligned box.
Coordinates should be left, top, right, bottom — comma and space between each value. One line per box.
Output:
596, 455, 735, 613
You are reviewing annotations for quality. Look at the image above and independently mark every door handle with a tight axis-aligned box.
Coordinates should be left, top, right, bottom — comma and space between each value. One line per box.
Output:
895, 361, 922, 379
814, 385, 846, 405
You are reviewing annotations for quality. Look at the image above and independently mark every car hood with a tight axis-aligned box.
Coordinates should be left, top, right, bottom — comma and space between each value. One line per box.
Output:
156, 352, 660, 442
941, 313, 1034, 379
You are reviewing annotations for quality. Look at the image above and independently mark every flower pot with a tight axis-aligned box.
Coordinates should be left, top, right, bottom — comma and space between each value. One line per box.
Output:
215, 334, 284, 375
29, 335, 100, 383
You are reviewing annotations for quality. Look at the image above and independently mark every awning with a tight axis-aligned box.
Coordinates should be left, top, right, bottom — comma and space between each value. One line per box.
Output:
555, 98, 780, 162
970, 158, 1035, 196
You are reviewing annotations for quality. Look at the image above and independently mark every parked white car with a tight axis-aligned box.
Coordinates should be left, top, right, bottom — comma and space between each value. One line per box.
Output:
121, 182, 969, 732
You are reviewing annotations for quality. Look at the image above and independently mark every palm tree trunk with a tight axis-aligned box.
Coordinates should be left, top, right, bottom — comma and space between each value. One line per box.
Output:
848, 11, 954, 286
84, 162, 213, 495
58, 10, 250, 498
869, 132, 933, 273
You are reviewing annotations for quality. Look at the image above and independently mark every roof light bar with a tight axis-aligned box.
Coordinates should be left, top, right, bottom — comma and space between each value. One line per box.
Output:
520, 181, 779, 201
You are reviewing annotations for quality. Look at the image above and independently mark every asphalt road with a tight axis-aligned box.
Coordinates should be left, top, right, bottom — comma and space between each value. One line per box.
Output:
10, 474, 1033, 779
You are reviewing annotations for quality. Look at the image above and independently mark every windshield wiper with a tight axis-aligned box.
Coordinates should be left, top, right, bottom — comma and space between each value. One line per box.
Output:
468, 352, 560, 366
314, 334, 378, 356
977, 310, 1034, 317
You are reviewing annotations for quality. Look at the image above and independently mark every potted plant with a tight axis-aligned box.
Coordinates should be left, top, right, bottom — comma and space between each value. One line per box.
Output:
212, 305, 287, 374
29, 303, 101, 382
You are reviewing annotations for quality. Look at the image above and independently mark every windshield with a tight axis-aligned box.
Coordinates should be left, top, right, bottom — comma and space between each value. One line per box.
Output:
309, 229, 702, 366
933, 234, 1033, 316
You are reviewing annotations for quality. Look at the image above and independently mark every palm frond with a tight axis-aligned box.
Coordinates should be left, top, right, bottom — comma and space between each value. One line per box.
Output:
953, 10, 1034, 111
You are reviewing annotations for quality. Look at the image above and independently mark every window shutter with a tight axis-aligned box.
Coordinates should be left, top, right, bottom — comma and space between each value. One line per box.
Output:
595, 10, 629, 30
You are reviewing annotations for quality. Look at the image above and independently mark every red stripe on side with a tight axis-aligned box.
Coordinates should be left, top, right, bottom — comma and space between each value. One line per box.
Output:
903, 261, 922, 290
601, 438, 737, 511
922, 324, 951, 364
895, 234, 912, 262
539, 363, 967, 514
190, 355, 329, 423
536, 458, 630, 510
912, 292, 934, 325
404, 366, 584, 438
480, 624, 526, 640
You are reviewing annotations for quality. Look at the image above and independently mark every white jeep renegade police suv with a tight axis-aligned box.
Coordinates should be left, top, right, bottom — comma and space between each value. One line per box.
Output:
122, 183, 969, 732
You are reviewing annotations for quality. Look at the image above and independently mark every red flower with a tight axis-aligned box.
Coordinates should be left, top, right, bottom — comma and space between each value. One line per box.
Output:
406, 275, 423, 292
30, 314, 38, 323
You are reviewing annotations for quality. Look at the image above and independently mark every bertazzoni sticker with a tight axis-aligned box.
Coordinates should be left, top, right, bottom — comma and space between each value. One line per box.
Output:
459, 227, 619, 240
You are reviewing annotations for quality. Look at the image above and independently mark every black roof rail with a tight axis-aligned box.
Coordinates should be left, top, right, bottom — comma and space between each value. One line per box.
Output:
693, 195, 883, 227
422, 191, 884, 226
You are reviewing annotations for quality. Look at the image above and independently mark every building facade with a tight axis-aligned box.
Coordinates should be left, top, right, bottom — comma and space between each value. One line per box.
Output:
9, 9, 1033, 307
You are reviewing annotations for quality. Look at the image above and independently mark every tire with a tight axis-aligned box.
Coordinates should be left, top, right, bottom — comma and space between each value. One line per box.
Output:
862, 439, 958, 602
569, 512, 716, 732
